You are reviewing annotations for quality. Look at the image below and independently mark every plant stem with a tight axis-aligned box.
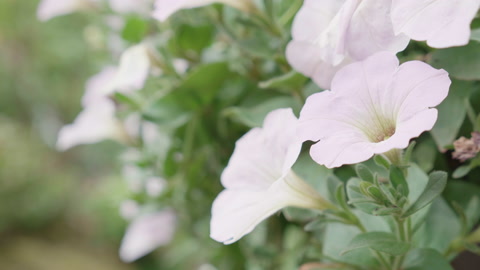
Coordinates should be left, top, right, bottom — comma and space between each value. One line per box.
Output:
392, 217, 409, 270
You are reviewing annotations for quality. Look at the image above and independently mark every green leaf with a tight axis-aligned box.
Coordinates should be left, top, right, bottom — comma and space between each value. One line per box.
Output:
174, 24, 214, 55
402, 171, 448, 217
374, 155, 390, 169
452, 165, 472, 178
223, 96, 300, 128
430, 42, 480, 80
355, 164, 374, 183
322, 223, 378, 268
389, 166, 409, 197
258, 71, 308, 91
174, 62, 232, 110
341, 232, 410, 256
430, 80, 475, 150
404, 248, 453, 270
121, 17, 148, 43
346, 178, 380, 215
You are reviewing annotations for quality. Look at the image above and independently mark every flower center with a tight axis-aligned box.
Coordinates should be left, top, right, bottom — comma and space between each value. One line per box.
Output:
371, 125, 396, 143
358, 112, 397, 143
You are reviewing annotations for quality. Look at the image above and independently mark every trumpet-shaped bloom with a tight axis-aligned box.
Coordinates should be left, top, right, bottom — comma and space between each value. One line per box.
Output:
56, 99, 124, 151
298, 52, 451, 168
119, 209, 177, 262
37, 0, 97, 21
391, 0, 480, 48
286, 0, 409, 89
210, 108, 332, 244
152, 0, 254, 22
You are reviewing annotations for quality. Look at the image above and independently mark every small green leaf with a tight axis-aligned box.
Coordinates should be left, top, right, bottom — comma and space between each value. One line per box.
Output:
452, 165, 471, 179
121, 17, 148, 43
403, 141, 416, 164
374, 155, 390, 169
402, 171, 448, 217
390, 166, 409, 197
341, 232, 410, 256
223, 96, 300, 128
355, 164, 374, 183
404, 248, 453, 270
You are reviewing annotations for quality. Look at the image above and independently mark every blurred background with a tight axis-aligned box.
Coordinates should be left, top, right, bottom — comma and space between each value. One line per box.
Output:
2, 1, 480, 270
0, 0, 136, 269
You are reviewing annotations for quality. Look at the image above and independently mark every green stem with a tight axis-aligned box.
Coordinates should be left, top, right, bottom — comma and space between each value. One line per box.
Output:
465, 99, 479, 131
392, 217, 409, 270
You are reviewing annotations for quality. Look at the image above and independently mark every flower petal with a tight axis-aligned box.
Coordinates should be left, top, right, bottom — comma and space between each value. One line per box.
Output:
346, 0, 409, 60
221, 108, 301, 190
391, 0, 480, 48
286, 41, 349, 89
56, 100, 120, 151
111, 44, 151, 93
119, 210, 176, 262
152, 0, 251, 21
82, 66, 118, 107
37, 0, 83, 21
211, 172, 324, 244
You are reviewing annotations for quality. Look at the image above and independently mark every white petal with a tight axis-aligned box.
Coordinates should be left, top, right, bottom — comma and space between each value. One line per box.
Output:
82, 66, 118, 107
287, 0, 408, 89
286, 41, 349, 89
111, 44, 151, 93
211, 172, 324, 244
37, 0, 83, 21
346, 0, 409, 59
56, 99, 120, 151
391, 0, 480, 48
119, 210, 176, 262
220, 108, 301, 190
152, 0, 251, 21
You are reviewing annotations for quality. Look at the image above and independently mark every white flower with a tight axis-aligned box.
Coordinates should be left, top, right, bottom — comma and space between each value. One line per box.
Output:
109, 43, 151, 94
56, 99, 124, 151
298, 52, 451, 168
286, 0, 409, 89
391, 0, 480, 48
119, 209, 177, 262
56, 44, 152, 150
152, 0, 255, 22
37, 0, 97, 21
145, 177, 167, 198
210, 108, 332, 244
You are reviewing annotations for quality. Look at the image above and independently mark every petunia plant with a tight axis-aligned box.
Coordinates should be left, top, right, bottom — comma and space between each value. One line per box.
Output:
38, 0, 480, 269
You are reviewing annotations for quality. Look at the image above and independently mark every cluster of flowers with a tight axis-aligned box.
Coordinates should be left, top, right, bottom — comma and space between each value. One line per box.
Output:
39, 0, 478, 263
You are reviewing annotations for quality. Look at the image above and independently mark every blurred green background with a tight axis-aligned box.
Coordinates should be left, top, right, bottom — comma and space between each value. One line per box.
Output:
0, 0, 134, 269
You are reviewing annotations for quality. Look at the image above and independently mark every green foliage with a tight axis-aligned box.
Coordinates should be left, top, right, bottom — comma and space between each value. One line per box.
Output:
402, 171, 448, 218
341, 232, 410, 256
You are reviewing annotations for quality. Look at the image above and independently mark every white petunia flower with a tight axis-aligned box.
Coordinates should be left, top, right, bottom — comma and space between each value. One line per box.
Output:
298, 52, 451, 168
119, 209, 177, 262
286, 0, 409, 89
210, 108, 333, 244
56, 99, 125, 151
391, 0, 480, 48
152, 0, 255, 22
